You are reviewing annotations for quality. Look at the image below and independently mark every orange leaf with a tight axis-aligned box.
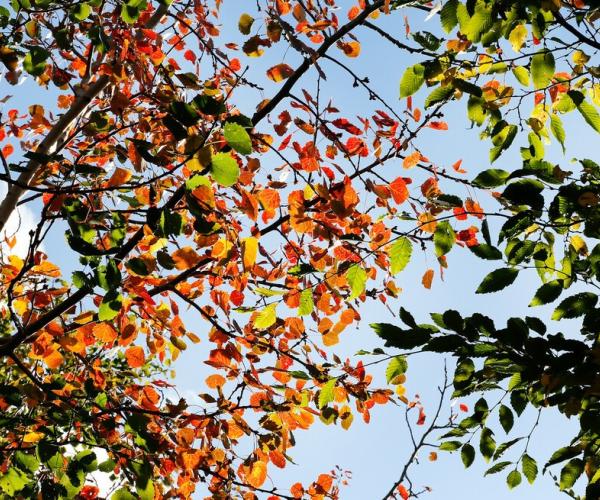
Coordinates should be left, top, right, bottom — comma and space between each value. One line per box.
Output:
125, 345, 145, 368
172, 247, 202, 270
267, 63, 294, 83
421, 269, 434, 289
338, 41, 361, 58
206, 374, 226, 389
403, 151, 421, 169
2, 144, 14, 158
452, 159, 466, 173
246, 460, 267, 488
44, 349, 64, 369
107, 167, 132, 187
93, 322, 118, 343
269, 449, 286, 469
428, 121, 448, 130
390, 177, 409, 204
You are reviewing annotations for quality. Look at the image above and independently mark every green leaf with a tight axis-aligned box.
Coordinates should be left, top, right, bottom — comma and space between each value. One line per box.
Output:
70, 2, 91, 21
490, 124, 518, 162
530, 280, 563, 306
15, 451, 39, 474
99, 291, 123, 321
298, 288, 314, 316
522, 454, 538, 484
512, 66, 530, 86
254, 303, 277, 329
551, 292, 598, 320
469, 244, 502, 260
531, 50, 555, 90
550, 114, 566, 152
112, 489, 137, 500
499, 405, 514, 433
346, 265, 367, 299
210, 152, 240, 187
507, 470, 522, 489
569, 90, 600, 133
434, 221, 455, 257
479, 427, 496, 462
461, 443, 475, 468
370, 323, 430, 349
485, 461, 512, 476
440, 0, 459, 32
473, 168, 510, 188
223, 122, 252, 155
389, 237, 412, 275
476, 268, 518, 294
385, 356, 408, 383
23, 46, 49, 76
399, 64, 425, 98
0, 468, 28, 496
318, 378, 336, 408
439, 441, 462, 451
424, 85, 454, 109
560, 458, 584, 490
546, 447, 581, 469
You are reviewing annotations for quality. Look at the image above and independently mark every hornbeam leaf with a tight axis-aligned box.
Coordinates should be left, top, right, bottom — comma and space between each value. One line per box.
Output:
318, 378, 336, 408
399, 64, 425, 98
254, 303, 277, 329
522, 454, 538, 485
223, 122, 252, 155
530, 280, 563, 306
211, 152, 240, 187
476, 268, 518, 294
531, 50, 555, 90
346, 265, 367, 299
385, 356, 408, 383
389, 237, 412, 275
551, 292, 598, 320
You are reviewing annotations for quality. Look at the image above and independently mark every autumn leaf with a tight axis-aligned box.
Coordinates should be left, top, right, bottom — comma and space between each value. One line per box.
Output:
246, 461, 267, 488
241, 236, 258, 270
125, 345, 145, 368
172, 247, 202, 270
106, 167, 132, 187
267, 63, 294, 83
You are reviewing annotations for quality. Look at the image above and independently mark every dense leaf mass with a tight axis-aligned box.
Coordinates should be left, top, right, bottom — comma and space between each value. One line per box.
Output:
1, 0, 600, 499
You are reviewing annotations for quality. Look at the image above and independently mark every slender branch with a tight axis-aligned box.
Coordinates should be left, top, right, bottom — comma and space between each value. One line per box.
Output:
0, 2, 169, 233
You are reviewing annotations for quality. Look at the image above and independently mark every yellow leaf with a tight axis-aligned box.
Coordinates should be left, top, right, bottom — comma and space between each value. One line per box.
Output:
573, 50, 590, 66
246, 461, 267, 489
238, 13, 254, 34
508, 24, 527, 53
242, 236, 258, 270
254, 303, 277, 329
23, 432, 44, 443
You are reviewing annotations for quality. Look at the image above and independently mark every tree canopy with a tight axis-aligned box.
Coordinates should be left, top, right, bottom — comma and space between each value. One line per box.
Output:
1, 0, 600, 499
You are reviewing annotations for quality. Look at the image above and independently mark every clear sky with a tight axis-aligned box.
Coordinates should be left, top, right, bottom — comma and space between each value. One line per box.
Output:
1, 1, 595, 498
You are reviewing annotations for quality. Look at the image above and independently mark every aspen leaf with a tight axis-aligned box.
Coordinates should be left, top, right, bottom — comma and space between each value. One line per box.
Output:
389, 237, 412, 275
266, 63, 294, 83
246, 461, 267, 489
107, 167, 132, 187
172, 247, 202, 270
125, 346, 145, 368
241, 236, 258, 269
254, 303, 277, 329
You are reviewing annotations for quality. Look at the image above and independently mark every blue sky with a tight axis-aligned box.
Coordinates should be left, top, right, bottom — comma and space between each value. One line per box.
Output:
1, 1, 596, 498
